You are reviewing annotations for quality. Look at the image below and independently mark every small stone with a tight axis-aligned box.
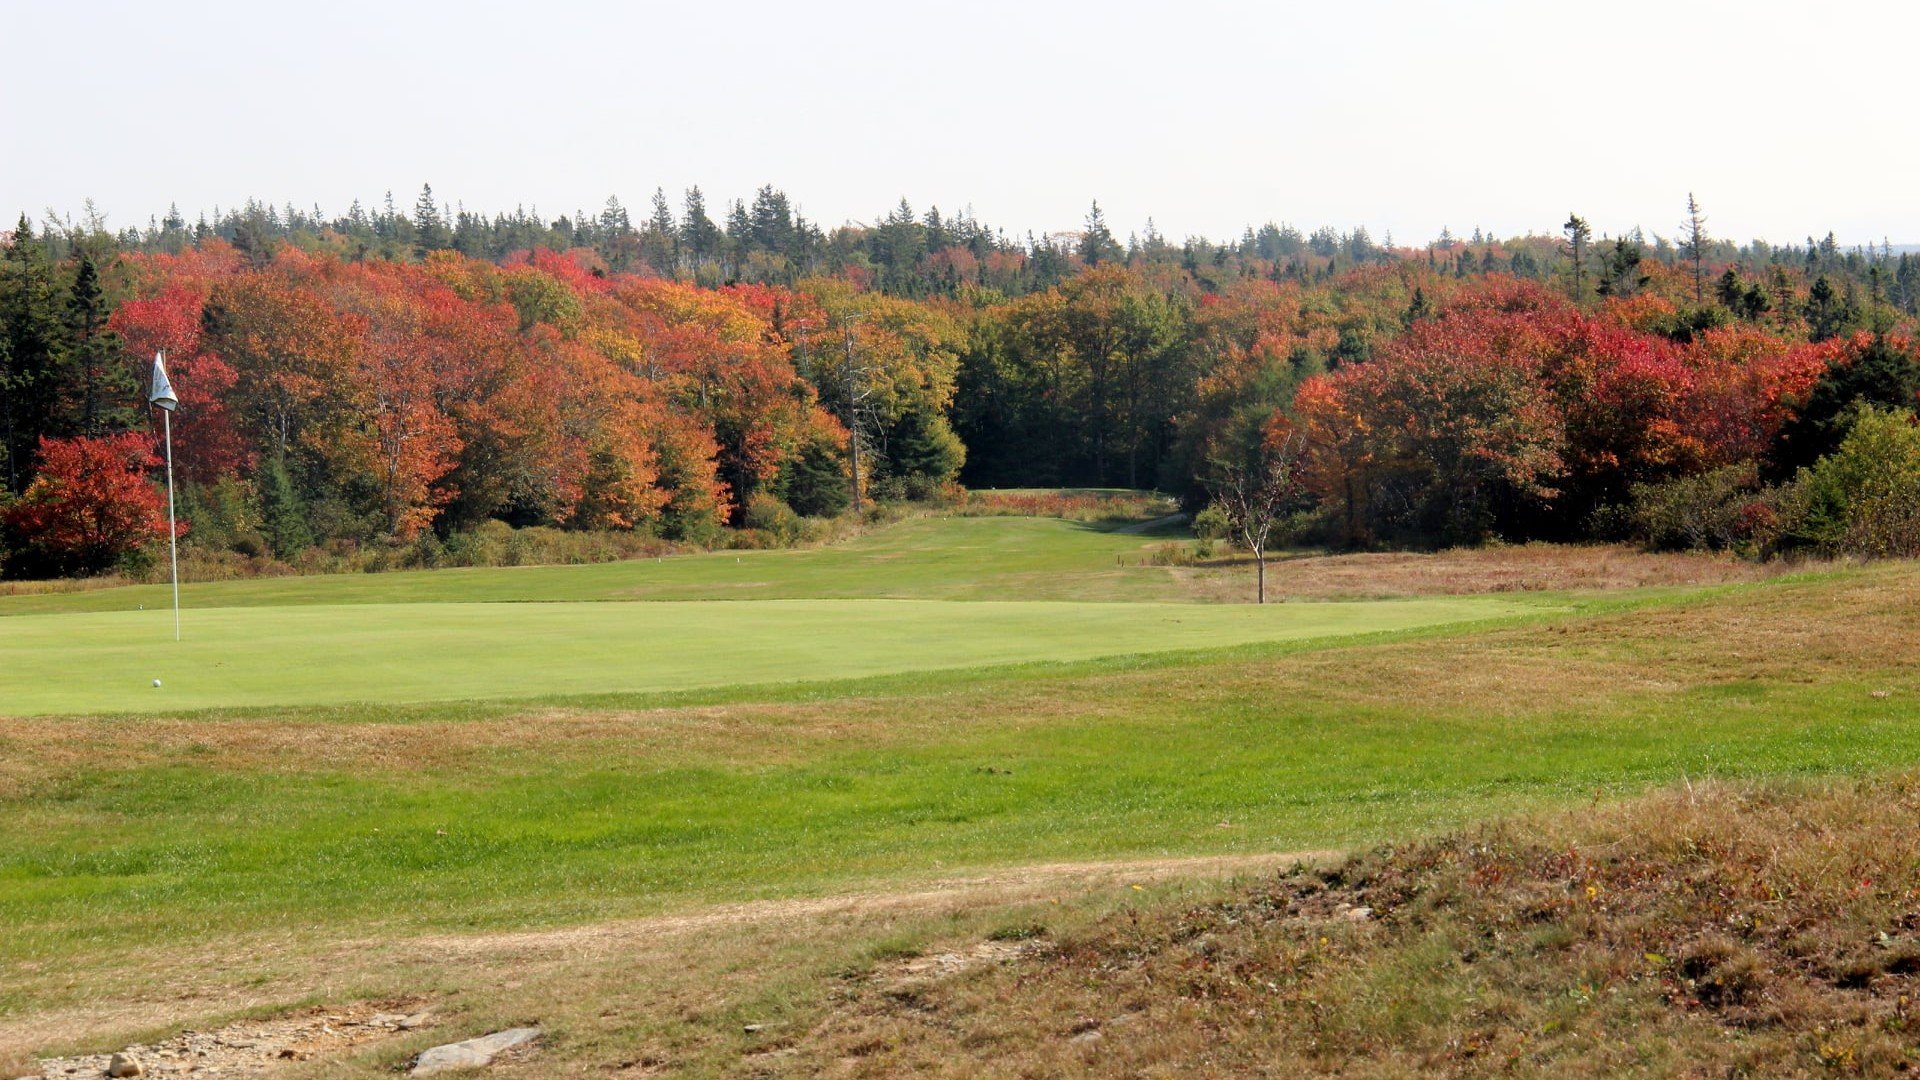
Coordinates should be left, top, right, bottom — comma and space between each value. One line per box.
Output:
107, 1055, 144, 1078
1872, 690, 1892, 699
410, 1028, 540, 1077
743, 1024, 766, 1034
1343, 905, 1374, 921
398, 1012, 433, 1030
1069, 1030, 1104, 1045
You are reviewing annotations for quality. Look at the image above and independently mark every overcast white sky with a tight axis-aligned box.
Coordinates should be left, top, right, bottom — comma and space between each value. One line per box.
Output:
4, 0, 1916, 248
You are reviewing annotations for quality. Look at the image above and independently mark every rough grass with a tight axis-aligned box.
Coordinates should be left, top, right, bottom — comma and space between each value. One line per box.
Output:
955, 488, 1177, 522
1174, 542, 1808, 602
792, 774, 1920, 1077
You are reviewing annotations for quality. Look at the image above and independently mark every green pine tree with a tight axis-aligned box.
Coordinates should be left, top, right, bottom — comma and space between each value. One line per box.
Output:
258, 451, 313, 558
412, 184, 451, 256
64, 252, 136, 436
0, 215, 69, 491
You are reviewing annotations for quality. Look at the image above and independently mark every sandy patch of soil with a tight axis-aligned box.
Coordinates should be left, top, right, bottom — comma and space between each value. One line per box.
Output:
29, 1001, 429, 1078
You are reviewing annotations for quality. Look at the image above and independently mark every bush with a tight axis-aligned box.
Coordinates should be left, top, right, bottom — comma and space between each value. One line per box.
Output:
1775, 407, 1920, 557
862, 474, 907, 504
1630, 463, 1770, 552
180, 475, 269, 558
726, 528, 783, 550
741, 493, 805, 546
441, 519, 515, 567
957, 489, 1176, 523
1192, 504, 1231, 541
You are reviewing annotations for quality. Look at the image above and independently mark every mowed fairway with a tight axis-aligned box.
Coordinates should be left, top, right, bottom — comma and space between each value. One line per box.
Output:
0, 596, 1527, 714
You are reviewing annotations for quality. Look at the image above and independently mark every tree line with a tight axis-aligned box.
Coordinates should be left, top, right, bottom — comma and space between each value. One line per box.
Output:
2, 190, 1916, 579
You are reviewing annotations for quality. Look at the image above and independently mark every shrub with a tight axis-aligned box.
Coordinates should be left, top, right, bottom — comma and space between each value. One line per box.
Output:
958, 489, 1175, 523
441, 519, 515, 567
180, 475, 268, 558
1630, 463, 1769, 552
741, 493, 805, 545
1775, 407, 1920, 557
726, 528, 783, 550
1192, 504, 1231, 541
866, 474, 910, 504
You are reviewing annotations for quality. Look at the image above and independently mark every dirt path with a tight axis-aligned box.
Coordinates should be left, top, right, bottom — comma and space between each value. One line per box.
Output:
406, 850, 1329, 961
5, 850, 1330, 1065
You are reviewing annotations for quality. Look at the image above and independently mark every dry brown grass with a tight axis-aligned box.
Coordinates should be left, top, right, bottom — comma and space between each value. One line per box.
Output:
2, 854, 1308, 1073
957, 490, 1176, 522
786, 774, 1920, 1077
1174, 543, 1814, 601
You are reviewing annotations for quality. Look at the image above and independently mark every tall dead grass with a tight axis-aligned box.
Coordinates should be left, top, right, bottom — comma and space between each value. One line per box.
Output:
794, 774, 1920, 1076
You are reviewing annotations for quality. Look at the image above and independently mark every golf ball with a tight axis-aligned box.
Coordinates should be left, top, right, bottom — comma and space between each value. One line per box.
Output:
152, 679, 162, 688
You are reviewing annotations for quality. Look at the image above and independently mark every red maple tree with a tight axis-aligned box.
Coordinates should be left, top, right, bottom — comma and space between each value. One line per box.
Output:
4, 433, 176, 576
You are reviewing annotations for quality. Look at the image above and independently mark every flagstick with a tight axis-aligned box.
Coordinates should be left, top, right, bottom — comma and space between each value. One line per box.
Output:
164, 405, 179, 642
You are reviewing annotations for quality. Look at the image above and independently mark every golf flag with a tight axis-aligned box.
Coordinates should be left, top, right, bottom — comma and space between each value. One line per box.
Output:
149, 352, 178, 411
150, 349, 183, 640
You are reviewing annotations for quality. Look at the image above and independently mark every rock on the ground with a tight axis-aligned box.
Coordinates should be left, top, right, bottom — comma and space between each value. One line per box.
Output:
106, 1054, 143, 1078
410, 1028, 541, 1076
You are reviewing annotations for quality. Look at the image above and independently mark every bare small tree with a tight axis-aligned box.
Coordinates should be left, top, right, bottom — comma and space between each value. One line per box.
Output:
836, 314, 878, 510
796, 310, 879, 512
1682, 193, 1710, 306
1206, 432, 1304, 604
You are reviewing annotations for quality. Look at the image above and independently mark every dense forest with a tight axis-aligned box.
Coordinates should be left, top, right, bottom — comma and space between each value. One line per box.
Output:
2, 186, 1917, 579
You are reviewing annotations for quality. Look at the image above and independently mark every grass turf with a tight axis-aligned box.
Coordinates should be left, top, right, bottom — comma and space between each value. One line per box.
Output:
0, 516, 1202, 615
0, 596, 1532, 715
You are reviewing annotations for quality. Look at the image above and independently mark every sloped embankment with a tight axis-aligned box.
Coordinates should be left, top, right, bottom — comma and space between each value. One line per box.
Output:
799, 774, 1920, 1075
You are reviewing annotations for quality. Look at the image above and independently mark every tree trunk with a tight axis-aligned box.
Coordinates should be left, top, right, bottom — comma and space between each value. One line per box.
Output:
1256, 549, 1266, 604
849, 422, 862, 511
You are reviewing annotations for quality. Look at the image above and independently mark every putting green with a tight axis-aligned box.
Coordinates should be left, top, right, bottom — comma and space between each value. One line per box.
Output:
0, 597, 1533, 715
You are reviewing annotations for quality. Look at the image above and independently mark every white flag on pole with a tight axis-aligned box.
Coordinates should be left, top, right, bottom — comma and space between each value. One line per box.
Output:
149, 352, 178, 411
150, 350, 183, 640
